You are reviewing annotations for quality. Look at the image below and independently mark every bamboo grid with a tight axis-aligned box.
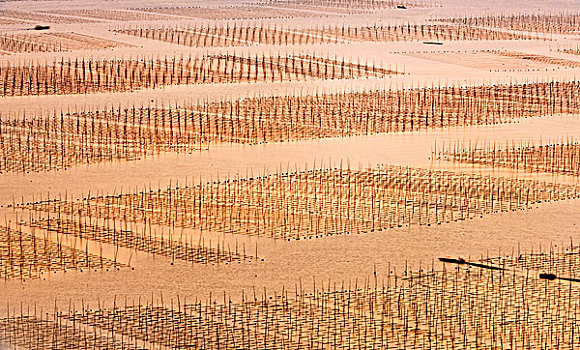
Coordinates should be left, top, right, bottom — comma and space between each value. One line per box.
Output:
0, 33, 63, 53
188, 80, 580, 143
302, 25, 542, 41
437, 139, 580, 177
0, 223, 126, 280
114, 23, 539, 48
18, 165, 580, 240
435, 13, 580, 35
24, 217, 256, 265
0, 10, 97, 24
0, 315, 145, 350
0, 17, 28, 26
0, 108, 209, 174
0, 32, 126, 53
0, 54, 394, 97
494, 51, 580, 69
258, 0, 430, 10
137, 6, 323, 20
482, 248, 580, 277
559, 47, 580, 56
2, 80, 579, 174
4, 251, 580, 349
42, 9, 175, 22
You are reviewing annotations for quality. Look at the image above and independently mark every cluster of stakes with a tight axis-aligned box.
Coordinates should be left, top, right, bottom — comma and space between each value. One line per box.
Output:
114, 23, 540, 48
0, 217, 256, 281
0, 32, 122, 54
0, 33, 65, 53
434, 13, 580, 35
559, 47, 580, 56
0, 10, 93, 24
135, 5, 323, 20
259, 0, 430, 10
0, 107, 210, 174
14, 165, 580, 241
437, 138, 580, 177
0, 54, 393, 97
43, 9, 176, 22
0, 314, 141, 350
2, 246, 580, 349
493, 51, 580, 69
2, 80, 579, 174
0, 222, 126, 280
27, 216, 257, 265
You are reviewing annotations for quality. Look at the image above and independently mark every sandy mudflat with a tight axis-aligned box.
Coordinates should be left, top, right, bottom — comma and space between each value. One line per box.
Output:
0, 0, 579, 348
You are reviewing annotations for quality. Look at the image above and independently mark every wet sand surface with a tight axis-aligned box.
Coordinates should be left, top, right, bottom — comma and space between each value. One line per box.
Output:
0, 0, 579, 339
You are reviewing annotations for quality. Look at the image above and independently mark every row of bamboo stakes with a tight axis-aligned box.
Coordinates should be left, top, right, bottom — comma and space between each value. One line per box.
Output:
115, 22, 540, 48
434, 13, 580, 35
2, 246, 580, 349
0, 54, 393, 97
436, 138, 580, 177
2, 80, 579, 174
17, 165, 580, 241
